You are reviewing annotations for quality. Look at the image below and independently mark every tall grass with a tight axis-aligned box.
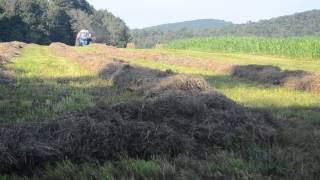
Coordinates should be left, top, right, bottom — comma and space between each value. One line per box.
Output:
164, 37, 320, 60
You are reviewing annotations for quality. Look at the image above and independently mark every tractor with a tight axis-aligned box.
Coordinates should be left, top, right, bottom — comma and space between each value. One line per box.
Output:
76, 29, 92, 46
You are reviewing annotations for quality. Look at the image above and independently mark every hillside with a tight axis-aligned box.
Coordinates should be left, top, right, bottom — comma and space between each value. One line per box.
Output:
131, 10, 320, 48
210, 9, 320, 36
144, 19, 233, 31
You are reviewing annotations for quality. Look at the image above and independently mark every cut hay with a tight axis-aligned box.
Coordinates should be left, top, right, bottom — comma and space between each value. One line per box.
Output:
0, 41, 26, 65
230, 65, 320, 92
51, 43, 320, 93
1, 44, 278, 175
0, 92, 277, 174
101, 63, 213, 96
0, 41, 26, 84
284, 74, 320, 92
231, 65, 309, 85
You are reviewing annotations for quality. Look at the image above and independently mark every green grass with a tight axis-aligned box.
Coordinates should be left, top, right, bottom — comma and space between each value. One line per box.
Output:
130, 48, 320, 73
113, 55, 320, 179
0, 45, 138, 123
164, 37, 320, 61
123, 58, 320, 120
3, 153, 255, 180
2, 44, 320, 179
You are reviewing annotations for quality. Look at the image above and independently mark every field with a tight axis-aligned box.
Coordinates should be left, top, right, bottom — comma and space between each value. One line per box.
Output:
165, 37, 320, 60
1, 40, 320, 179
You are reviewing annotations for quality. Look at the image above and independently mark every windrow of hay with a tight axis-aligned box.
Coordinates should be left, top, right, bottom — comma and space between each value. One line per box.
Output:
0, 92, 277, 174
56, 43, 320, 93
0, 43, 279, 175
0, 41, 26, 84
230, 65, 310, 85
100, 63, 213, 97
50, 43, 214, 97
284, 74, 320, 92
230, 65, 320, 91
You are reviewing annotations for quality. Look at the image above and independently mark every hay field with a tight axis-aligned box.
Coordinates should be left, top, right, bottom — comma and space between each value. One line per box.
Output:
1, 43, 320, 179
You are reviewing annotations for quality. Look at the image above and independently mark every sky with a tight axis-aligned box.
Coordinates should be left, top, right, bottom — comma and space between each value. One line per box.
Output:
87, 0, 320, 29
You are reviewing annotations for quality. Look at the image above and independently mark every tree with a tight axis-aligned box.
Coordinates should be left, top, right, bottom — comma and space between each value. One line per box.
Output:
97, 10, 130, 47
15, 0, 50, 44
47, 4, 74, 45
50, 0, 93, 14
0, 0, 130, 46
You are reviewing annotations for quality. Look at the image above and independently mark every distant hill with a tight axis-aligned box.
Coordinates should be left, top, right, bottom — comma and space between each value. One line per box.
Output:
210, 10, 320, 36
144, 19, 233, 31
131, 10, 320, 48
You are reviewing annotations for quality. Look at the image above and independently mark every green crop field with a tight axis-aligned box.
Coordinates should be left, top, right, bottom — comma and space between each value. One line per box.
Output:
165, 37, 320, 60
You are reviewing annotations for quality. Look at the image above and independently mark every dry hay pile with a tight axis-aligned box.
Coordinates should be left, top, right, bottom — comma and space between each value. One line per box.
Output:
284, 74, 320, 92
0, 92, 276, 174
100, 63, 213, 97
48, 42, 72, 57
231, 65, 307, 85
0, 41, 26, 84
0, 41, 26, 65
0, 43, 278, 175
51, 43, 320, 93
230, 65, 320, 92
0, 61, 277, 174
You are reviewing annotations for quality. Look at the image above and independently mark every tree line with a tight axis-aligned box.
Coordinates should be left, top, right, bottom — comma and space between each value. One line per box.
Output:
0, 0, 130, 47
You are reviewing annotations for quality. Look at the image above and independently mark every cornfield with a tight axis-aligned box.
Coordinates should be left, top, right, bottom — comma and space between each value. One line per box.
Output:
164, 37, 320, 60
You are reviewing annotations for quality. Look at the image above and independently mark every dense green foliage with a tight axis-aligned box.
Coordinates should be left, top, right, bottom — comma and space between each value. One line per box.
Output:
211, 10, 320, 37
132, 10, 320, 48
165, 37, 320, 60
0, 0, 130, 47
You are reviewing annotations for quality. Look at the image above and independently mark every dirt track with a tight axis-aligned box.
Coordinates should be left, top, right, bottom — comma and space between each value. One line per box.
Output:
51, 43, 320, 93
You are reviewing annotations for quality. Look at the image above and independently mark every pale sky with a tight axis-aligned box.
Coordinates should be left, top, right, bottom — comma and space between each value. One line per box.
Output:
87, 0, 320, 29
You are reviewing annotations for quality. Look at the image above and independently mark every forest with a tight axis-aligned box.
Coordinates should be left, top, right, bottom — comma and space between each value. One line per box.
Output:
0, 0, 130, 47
